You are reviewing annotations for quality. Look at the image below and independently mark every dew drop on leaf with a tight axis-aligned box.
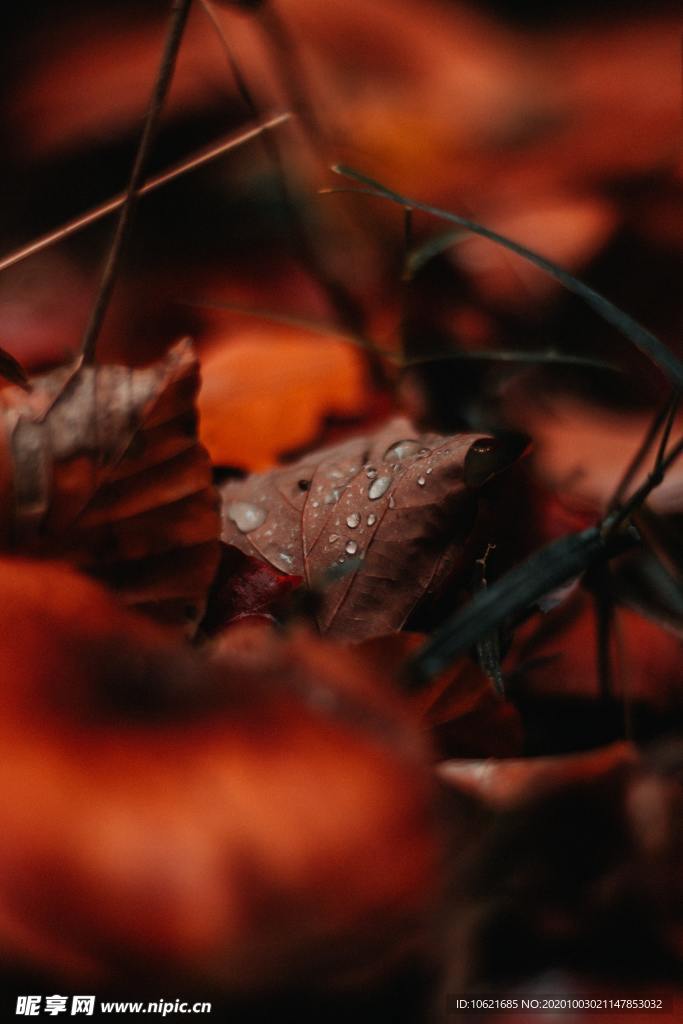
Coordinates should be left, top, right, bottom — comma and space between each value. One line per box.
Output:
382, 439, 422, 462
227, 501, 267, 534
346, 513, 361, 528
368, 475, 392, 500
345, 540, 358, 555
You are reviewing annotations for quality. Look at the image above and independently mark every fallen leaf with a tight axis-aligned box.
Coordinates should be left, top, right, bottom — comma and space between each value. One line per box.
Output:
198, 325, 371, 471
441, 741, 683, 992
0, 340, 220, 635
508, 589, 683, 711
220, 417, 517, 641
358, 632, 523, 759
0, 558, 437, 990
438, 742, 638, 808
201, 542, 302, 635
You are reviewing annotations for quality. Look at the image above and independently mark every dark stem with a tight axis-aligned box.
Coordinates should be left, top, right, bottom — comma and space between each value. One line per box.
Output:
604, 434, 683, 536
654, 392, 680, 470
608, 392, 677, 510
80, 0, 193, 363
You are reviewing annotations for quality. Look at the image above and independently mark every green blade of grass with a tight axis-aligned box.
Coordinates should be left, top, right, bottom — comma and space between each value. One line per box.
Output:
331, 165, 683, 391
408, 527, 630, 686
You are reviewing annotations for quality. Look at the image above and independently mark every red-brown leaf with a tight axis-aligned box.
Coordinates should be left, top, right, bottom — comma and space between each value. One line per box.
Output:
358, 631, 523, 759
220, 416, 515, 641
0, 340, 220, 634
201, 542, 302, 635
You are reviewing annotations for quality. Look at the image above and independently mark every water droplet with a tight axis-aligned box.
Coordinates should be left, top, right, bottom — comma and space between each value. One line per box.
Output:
367, 513, 377, 526
383, 439, 422, 462
338, 557, 345, 565
417, 476, 426, 487
328, 534, 339, 543
365, 465, 377, 479
324, 488, 341, 505
389, 495, 396, 509
311, 500, 320, 508
279, 552, 294, 566
368, 475, 391, 500
426, 467, 433, 475
226, 501, 267, 533
419, 447, 430, 456
345, 540, 358, 555
346, 512, 360, 528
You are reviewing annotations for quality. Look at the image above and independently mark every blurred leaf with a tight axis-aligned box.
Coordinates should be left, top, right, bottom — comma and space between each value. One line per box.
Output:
0, 558, 436, 989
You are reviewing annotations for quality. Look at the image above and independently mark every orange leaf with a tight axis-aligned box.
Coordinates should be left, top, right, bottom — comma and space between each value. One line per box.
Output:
198, 327, 370, 471
0, 559, 437, 989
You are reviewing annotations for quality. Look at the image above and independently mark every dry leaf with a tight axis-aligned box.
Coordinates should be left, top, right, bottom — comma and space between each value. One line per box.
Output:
0, 339, 220, 634
0, 558, 437, 990
198, 326, 370, 471
220, 416, 514, 641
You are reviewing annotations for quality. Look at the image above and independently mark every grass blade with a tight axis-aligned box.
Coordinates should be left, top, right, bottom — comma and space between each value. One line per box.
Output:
332, 165, 683, 390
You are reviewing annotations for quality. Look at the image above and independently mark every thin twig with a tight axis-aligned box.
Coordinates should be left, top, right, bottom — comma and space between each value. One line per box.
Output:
607, 392, 677, 510
0, 116, 290, 277
81, 0, 193, 363
604, 435, 683, 536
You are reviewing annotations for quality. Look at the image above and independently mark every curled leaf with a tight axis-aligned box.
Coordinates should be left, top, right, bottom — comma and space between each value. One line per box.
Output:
220, 417, 517, 641
0, 340, 220, 634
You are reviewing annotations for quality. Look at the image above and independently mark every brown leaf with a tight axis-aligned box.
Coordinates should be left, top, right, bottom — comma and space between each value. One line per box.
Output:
0, 558, 437, 989
220, 417, 513, 642
0, 340, 220, 634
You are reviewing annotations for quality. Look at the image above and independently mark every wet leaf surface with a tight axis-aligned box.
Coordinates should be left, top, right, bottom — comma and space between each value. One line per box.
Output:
220, 416, 517, 641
